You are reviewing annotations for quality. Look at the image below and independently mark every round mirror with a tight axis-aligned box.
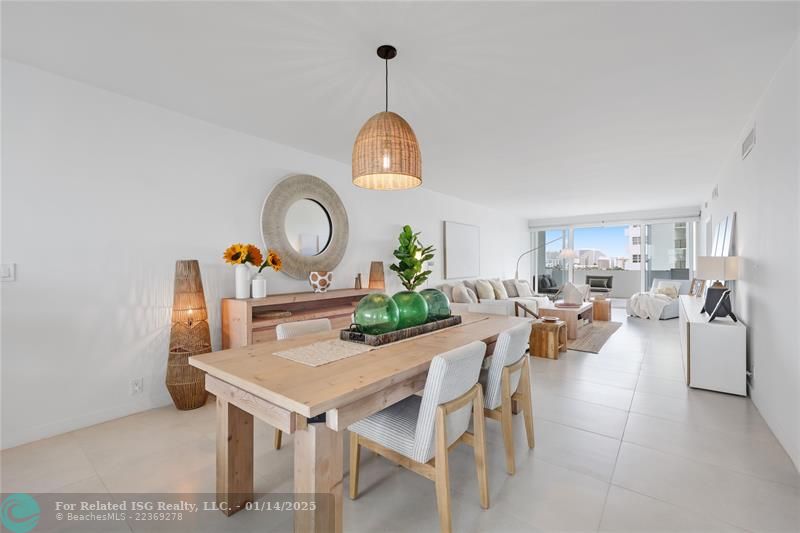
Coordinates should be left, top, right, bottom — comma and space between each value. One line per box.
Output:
283, 199, 332, 256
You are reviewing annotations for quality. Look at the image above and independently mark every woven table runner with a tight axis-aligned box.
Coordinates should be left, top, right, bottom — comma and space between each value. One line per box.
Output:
274, 339, 375, 367
273, 315, 491, 367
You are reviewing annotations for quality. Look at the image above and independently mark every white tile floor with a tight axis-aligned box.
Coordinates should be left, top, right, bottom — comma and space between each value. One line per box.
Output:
3, 309, 799, 532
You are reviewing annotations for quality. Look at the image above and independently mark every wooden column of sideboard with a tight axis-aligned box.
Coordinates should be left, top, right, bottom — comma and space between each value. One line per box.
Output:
221, 288, 372, 349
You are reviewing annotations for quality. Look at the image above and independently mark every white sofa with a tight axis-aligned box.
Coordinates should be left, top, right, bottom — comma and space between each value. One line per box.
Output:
436, 279, 550, 317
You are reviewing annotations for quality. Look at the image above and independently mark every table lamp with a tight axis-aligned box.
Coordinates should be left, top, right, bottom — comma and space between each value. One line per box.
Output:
368, 261, 385, 290
695, 256, 739, 288
167, 259, 210, 410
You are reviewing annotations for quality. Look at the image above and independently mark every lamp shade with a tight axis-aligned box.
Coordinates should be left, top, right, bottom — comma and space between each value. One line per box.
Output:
696, 256, 739, 281
171, 260, 208, 325
352, 112, 422, 190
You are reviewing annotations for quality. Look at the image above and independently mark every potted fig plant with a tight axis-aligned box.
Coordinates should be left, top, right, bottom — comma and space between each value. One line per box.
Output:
389, 225, 435, 329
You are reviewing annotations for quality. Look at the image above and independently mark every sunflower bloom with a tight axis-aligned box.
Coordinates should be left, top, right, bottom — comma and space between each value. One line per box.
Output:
223, 243, 249, 265
246, 245, 263, 267
259, 248, 283, 273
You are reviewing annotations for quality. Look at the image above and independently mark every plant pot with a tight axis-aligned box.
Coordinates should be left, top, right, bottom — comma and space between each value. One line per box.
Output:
392, 290, 429, 329
251, 274, 267, 299
234, 264, 251, 299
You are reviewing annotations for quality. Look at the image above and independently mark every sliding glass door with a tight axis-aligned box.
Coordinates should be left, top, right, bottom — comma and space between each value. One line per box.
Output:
531, 228, 569, 292
643, 222, 694, 289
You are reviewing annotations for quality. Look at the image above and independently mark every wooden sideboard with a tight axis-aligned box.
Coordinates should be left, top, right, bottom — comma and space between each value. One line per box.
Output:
221, 288, 372, 349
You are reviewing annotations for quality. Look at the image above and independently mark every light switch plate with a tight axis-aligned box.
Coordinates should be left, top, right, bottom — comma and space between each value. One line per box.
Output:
0, 264, 16, 282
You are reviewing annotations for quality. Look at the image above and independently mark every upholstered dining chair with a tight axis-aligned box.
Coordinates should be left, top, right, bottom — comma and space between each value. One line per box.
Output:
273, 318, 331, 449
348, 341, 489, 533
480, 321, 534, 475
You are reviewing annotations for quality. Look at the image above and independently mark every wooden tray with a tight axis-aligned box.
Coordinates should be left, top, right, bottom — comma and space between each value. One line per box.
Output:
341, 315, 462, 346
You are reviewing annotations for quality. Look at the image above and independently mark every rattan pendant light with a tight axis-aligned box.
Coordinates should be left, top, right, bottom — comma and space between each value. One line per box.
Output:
352, 45, 422, 190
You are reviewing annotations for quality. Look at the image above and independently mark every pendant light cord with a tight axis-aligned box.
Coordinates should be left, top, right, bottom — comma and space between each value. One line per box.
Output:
385, 58, 389, 112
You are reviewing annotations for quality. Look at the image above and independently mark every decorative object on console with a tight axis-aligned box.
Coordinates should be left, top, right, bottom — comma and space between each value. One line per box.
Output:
252, 248, 282, 299
353, 292, 400, 335
368, 261, 385, 289
352, 45, 422, 190
689, 278, 706, 297
354, 273, 362, 289
308, 271, 333, 293
167, 260, 210, 410
223, 243, 263, 299
419, 288, 451, 320
701, 287, 738, 322
261, 174, 349, 279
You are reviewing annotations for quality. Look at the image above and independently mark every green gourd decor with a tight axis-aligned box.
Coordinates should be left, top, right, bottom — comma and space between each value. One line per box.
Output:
420, 288, 451, 320
353, 293, 400, 335
392, 290, 429, 329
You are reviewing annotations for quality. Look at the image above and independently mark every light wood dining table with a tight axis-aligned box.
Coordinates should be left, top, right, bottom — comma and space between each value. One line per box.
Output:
189, 312, 530, 533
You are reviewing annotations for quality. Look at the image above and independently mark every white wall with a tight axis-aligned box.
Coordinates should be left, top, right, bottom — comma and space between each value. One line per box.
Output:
702, 36, 800, 469
0, 60, 531, 449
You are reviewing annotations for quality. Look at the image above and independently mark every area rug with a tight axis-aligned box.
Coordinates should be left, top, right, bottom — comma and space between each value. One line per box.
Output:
567, 321, 622, 353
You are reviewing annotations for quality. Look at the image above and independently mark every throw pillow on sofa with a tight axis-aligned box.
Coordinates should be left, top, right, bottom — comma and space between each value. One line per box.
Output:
589, 278, 608, 289
514, 280, 534, 297
502, 279, 519, 297
539, 276, 552, 289
475, 280, 496, 300
452, 284, 476, 304
437, 284, 454, 302
489, 279, 509, 300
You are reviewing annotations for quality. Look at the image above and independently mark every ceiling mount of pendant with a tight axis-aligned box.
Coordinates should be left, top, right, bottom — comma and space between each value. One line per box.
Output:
376, 45, 397, 61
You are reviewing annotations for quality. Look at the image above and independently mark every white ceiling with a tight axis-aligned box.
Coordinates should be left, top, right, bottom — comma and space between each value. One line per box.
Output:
3, 2, 799, 219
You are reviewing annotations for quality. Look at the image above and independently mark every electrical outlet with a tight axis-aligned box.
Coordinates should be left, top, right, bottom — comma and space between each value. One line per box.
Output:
1, 264, 16, 282
130, 377, 144, 395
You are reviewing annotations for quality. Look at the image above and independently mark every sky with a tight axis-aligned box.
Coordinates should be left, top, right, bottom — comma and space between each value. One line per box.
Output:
548, 226, 630, 258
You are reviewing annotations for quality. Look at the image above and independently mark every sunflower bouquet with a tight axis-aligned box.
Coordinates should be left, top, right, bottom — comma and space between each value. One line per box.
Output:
223, 243, 263, 266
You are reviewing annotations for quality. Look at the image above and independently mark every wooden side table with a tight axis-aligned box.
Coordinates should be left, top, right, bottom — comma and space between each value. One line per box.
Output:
592, 299, 611, 321
530, 320, 567, 359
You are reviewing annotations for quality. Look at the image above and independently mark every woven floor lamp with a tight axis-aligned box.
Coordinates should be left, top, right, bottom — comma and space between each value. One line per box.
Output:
167, 260, 210, 410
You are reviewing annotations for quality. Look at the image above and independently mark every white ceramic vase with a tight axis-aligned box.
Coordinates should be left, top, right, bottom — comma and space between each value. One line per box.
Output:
251, 274, 267, 299
234, 264, 251, 299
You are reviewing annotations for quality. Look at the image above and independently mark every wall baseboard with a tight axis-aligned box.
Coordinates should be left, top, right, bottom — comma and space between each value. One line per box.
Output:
1, 392, 173, 450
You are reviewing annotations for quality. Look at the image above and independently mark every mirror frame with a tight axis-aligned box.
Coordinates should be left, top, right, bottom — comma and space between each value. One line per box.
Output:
261, 174, 349, 280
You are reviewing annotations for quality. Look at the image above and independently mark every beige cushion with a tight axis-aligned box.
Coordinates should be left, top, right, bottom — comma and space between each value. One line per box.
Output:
514, 280, 533, 297
463, 280, 477, 293
466, 288, 479, 303
452, 284, 477, 304
656, 286, 678, 299
503, 279, 519, 297
489, 279, 509, 300
437, 284, 454, 302
475, 280, 495, 301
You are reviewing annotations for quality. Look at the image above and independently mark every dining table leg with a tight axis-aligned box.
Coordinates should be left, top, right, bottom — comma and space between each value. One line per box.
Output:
216, 396, 254, 516
294, 422, 344, 533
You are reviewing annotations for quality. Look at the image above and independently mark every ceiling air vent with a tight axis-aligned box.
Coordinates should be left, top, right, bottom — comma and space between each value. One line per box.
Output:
742, 125, 756, 159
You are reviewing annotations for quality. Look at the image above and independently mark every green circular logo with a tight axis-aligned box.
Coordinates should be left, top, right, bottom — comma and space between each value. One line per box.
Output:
1, 494, 40, 533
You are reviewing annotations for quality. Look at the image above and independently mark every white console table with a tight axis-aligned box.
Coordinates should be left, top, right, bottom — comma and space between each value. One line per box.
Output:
678, 295, 746, 396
